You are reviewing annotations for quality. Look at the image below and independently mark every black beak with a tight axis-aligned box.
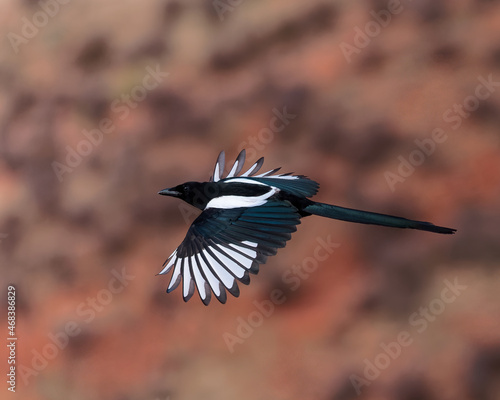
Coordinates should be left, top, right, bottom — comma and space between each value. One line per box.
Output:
158, 188, 181, 197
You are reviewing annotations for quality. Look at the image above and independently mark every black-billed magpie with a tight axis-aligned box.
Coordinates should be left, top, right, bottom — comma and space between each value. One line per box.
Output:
158, 150, 456, 305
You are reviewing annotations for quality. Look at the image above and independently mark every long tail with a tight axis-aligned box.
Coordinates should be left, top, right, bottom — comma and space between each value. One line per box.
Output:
304, 202, 456, 234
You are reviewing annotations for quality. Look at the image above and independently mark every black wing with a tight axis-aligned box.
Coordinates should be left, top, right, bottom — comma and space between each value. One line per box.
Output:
210, 149, 319, 197
158, 200, 301, 305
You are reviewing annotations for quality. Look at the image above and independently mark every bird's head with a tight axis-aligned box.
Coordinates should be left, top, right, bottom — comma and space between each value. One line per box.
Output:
158, 181, 218, 210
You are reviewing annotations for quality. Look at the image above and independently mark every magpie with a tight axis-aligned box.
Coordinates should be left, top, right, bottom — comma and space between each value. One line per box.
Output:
158, 149, 456, 305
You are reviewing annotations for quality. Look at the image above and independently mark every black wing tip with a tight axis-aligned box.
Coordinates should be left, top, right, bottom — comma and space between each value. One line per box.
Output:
435, 226, 457, 234
200, 296, 211, 306
255, 157, 265, 167
197, 282, 212, 306
227, 281, 240, 298
233, 150, 247, 176
182, 280, 196, 302
261, 167, 281, 177
166, 275, 181, 293
249, 261, 260, 274
415, 222, 457, 234
216, 286, 228, 304
239, 272, 251, 285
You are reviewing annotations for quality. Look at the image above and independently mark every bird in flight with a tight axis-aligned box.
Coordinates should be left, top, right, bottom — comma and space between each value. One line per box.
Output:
158, 150, 456, 305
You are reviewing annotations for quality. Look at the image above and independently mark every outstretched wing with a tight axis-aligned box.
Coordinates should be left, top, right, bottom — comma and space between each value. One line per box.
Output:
158, 200, 301, 305
210, 149, 319, 197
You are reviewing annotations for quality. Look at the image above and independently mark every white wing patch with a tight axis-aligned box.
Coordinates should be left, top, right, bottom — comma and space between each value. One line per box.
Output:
159, 240, 262, 305
223, 178, 267, 186
220, 245, 253, 269
205, 187, 278, 210
229, 242, 257, 258
211, 247, 246, 278
203, 250, 234, 289
196, 253, 222, 298
264, 174, 299, 180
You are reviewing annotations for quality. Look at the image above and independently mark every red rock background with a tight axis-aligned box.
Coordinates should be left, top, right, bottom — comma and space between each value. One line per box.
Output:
1, 1, 500, 399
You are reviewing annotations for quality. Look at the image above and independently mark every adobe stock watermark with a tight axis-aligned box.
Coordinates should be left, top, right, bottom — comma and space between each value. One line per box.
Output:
222, 235, 340, 353
350, 277, 467, 395
7, 0, 73, 54
18, 267, 135, 386
52, 64, 169, 183
384, 73, 500, 191
177, 105, 296, 225
339, 0, 411, 63
212, 0, 244, 21
237, 106, 297, 161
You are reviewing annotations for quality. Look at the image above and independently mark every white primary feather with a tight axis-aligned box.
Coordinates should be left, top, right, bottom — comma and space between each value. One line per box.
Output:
159, 249, 177, 274
229, 243, 257, 258
211, 247, 246, 278
220, 245, 253, 269
196, 253, 222, 297
213, 151, 226, 182
182, 259, 193, 298
190, 255, 207, 300
168, 258, 183, 291
203, 249, 235, 289
240, 157, 264, 177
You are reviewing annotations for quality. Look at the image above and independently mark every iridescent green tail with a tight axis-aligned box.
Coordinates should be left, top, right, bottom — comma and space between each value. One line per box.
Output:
305, 202, 456, 234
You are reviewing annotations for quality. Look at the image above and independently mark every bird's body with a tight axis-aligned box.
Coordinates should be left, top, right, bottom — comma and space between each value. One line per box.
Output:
158, 150, 456, 305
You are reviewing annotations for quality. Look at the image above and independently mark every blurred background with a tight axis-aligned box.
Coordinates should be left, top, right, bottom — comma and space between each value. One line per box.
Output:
1, 0, 500, 399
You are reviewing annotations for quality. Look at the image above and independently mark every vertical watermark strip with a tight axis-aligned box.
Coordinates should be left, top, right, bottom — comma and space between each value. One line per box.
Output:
6, 285, 17, 393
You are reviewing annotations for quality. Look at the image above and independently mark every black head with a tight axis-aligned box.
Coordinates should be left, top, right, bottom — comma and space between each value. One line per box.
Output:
158, 181, 219, 210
